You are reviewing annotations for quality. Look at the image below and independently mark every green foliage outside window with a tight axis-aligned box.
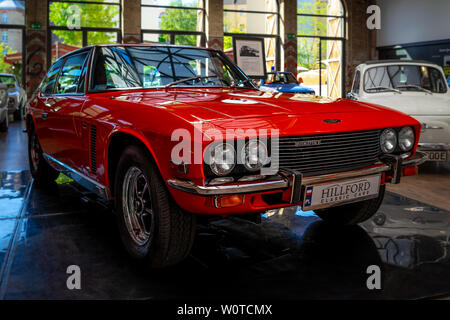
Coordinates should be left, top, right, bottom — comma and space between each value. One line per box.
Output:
49, 1, 119, 46
158, 0, 198, 46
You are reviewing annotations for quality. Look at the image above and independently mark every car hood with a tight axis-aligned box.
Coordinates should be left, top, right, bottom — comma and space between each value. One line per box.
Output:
361, 92, 450, 116
105, 88, 419, 135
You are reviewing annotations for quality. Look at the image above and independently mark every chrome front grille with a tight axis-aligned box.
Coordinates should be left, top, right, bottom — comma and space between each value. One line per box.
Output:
275, 130, 381, 176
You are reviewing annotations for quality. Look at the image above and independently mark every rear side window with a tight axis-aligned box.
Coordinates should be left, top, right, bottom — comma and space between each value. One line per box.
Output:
56, 52, 89, 94
41, 60, 63, 95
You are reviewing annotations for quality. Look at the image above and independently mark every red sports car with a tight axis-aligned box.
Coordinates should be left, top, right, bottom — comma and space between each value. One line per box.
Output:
26, 44, 426, 268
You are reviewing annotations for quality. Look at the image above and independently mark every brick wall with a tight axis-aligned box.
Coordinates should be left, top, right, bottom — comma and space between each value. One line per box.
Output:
345, 0, 378, 93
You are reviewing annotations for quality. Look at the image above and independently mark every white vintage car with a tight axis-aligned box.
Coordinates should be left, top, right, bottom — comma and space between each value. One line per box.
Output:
348, 60, 450, 162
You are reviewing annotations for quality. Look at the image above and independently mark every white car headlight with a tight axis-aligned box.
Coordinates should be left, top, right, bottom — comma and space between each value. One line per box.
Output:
398, 126, 415, 151
241, 140, 269, 171
0, 90, 5, 100
380, 128, 397, 153
207, 143, 236, 176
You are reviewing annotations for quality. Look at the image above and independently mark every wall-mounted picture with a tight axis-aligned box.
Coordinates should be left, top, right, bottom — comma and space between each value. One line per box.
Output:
233, 37, 266, 78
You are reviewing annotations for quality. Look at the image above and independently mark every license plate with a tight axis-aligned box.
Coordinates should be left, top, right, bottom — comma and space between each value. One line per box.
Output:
424, 151, 448, 162
302, 175, 381, 211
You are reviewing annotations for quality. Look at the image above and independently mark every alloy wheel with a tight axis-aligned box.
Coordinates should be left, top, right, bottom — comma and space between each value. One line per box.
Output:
122, 166, 154, 246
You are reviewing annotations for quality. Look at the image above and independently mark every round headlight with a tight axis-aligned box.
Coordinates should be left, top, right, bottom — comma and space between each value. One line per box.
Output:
398, 127, 415, 151
241, 140, 269, 171
208, 143, 235, 176
380, 128, 397, 153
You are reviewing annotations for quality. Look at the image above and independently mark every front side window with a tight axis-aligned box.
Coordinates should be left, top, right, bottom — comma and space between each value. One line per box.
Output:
41, 60, 63, 95
91, 46, 253, 91
364, 65, 448, 94
352, 70, 360, 94
56, 52, 89, 94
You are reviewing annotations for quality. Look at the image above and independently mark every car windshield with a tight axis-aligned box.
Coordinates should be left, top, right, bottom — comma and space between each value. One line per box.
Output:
0, 75, 16, 86
364, 65, 447, 93
91, 46, 254, 91
266, 73, 298, 84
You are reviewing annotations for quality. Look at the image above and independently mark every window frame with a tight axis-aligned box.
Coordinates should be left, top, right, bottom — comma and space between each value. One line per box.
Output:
0, 0, 26, 88
140, 1, 206, 47
47, 0, 122, 69
296, 0, 347, 97
223, 0, 281, 72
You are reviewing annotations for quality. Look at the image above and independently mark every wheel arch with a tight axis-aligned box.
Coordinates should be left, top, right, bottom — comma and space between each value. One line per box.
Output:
26, 114, 36, 132
105, 129, 162, 198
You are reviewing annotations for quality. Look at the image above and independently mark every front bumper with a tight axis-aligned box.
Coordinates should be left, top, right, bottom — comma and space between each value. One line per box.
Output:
418, 143, 450, 151
168, 151, 427, 202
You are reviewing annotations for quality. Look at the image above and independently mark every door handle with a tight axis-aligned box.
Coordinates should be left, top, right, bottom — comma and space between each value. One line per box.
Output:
41, 112, 48, 119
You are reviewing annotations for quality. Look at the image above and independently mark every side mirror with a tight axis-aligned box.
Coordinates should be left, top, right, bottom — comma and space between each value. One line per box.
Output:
346, 92, 356, 100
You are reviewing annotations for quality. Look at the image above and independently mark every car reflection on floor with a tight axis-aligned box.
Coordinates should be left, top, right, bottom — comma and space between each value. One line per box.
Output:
0, 170, 449, 300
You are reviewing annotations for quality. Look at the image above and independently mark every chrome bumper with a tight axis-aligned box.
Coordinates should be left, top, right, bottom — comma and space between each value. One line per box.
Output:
418, 143, 450, 151
167, 152, 428, 198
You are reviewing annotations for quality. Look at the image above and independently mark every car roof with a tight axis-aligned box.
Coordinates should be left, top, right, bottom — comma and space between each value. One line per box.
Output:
56, 43, 212, 63
362, 59, 438, 66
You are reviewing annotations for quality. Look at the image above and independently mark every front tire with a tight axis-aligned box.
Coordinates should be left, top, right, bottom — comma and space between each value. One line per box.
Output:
314, 185, 386, 225
114, 145, 196, 268
28, 129, 59, 185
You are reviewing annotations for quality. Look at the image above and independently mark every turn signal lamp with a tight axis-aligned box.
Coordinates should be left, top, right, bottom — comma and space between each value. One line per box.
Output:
214, 194, 245, 208
402, 166, 418, 177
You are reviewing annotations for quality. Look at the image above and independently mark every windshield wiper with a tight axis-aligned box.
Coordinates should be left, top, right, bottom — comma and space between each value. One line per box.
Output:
396, 84, 433, 94
366, 86, 402, 94
165, 76, 219, 88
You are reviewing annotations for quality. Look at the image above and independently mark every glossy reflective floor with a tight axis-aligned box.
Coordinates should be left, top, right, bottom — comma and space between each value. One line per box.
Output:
0, 122, 449, 299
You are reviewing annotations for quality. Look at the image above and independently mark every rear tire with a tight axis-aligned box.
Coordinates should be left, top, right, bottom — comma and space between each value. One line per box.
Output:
114, 144, 196, 268
314, 185, 385, 225
28, 129, 59, 185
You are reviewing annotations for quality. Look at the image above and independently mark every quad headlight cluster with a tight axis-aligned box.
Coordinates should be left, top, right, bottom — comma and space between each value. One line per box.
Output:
380, 127, 415, 154
205, 140, 269, 177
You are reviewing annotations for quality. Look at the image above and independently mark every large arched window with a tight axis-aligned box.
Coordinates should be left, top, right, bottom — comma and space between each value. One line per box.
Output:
224, 0, 279, 72
141, 0, 206, 47
0, 0, 25, 86
297, 0, 345, 97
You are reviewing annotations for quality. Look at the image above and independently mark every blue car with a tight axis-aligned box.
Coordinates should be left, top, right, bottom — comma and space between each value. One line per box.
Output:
260, 72, 315, 94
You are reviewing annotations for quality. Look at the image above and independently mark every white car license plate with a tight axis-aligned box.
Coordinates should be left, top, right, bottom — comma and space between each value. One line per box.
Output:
302, 175, 381, 211
424, 151, 448, 162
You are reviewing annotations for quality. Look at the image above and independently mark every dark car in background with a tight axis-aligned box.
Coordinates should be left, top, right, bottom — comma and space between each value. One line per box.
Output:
0, 73, 27, 121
